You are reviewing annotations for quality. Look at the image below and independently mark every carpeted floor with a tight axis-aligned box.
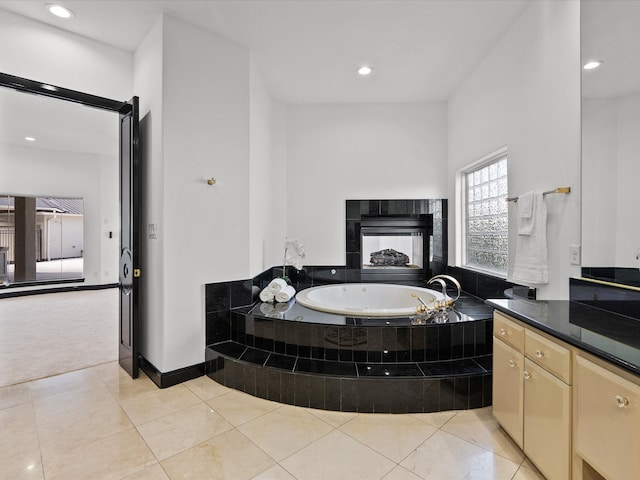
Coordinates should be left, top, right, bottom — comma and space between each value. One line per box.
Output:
0, 288, 118, 387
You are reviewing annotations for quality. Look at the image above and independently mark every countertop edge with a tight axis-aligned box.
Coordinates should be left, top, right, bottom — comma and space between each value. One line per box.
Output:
486, 298, 640, 377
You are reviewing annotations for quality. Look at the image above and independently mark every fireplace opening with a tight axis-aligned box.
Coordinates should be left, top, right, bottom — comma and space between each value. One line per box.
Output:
360, 215, 432, 282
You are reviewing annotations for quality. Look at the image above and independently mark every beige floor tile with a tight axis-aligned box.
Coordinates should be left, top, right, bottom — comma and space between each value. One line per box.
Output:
93, 360, 126, 381
339, 413, 438, 463
409, 410, 457, 428
400, 430, 520, 480
381, 465, 423, 480
27, 367, 104, 401
37, 400, 135, 458
304, 407, 358, 427
161, 429, 275, 480
440, 406, 525, 463
31, 379, 118, 427
251, 464, 297, 480
280, 429, 396, 480
0, 460, 45, 480
206, 389, 281, 426
0, 383, 32, 410
118, 383, 202, 425
121, 462, 171, 480
0, 404, 42, 480
183, 375, 232, 400
513, 465, 546, 480
137, 402, 233, 460
99, 367, 160, 400
42, 428, 156, 480
238, 404, 334, 462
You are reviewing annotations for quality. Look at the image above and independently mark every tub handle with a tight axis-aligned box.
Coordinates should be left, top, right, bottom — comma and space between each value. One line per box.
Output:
427, 274, 461, 304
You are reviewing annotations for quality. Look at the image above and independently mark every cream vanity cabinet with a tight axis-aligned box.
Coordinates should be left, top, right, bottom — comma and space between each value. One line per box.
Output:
574, 354, 640, 480
493, 311, 572, 480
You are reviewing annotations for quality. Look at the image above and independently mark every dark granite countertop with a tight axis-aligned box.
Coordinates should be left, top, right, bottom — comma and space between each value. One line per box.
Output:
251, 293, 494, 326
486, 298, 640, 376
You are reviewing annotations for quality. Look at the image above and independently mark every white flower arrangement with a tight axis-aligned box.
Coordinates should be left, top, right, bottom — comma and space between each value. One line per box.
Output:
282, 237, 305, 283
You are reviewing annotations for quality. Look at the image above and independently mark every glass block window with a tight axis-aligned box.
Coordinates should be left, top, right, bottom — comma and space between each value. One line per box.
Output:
463, 154, 508, 275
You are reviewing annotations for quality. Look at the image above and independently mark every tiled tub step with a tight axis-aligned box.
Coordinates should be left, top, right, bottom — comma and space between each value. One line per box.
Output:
206, 341, 492, 413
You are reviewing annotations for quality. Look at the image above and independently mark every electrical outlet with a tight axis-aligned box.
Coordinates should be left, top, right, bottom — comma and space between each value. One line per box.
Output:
570, 244, 581, 265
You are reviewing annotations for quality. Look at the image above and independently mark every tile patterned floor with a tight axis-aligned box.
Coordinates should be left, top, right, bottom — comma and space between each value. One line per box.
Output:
1, 362, 546, 480
0, 290, 545, 479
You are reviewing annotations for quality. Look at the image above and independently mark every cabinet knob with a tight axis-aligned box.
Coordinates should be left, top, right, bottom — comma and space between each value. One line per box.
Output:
535, 349, 544, 358
508, 359, 517, 368
523, 371, 531, 380
500, 328, 507, 336
615, 395, 629, 408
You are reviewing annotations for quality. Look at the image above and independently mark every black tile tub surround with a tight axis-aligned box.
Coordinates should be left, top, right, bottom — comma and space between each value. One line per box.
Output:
205, 294, 493, 413
206, 342, 492, 413
446, 266, 519, 300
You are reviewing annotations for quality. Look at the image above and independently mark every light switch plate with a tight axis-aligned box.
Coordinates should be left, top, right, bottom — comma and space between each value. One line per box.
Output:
570, 244, 581, 265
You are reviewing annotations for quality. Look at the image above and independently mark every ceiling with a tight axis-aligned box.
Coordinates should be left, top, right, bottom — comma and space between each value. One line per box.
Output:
0, 0, 532, 104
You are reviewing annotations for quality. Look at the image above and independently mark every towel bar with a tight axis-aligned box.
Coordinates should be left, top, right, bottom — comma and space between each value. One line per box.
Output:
506, 187, 570, 203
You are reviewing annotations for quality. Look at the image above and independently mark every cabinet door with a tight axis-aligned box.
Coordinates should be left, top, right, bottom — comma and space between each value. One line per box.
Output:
493, 337, 524, 447
575, 356, 640, 480
523, 358, 571, 480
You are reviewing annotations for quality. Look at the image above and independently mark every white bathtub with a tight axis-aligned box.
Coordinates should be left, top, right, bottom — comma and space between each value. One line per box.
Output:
295, 283, 445, 317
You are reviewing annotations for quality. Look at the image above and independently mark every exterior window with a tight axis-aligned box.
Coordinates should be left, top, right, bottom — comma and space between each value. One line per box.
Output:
463, 153, 508, 275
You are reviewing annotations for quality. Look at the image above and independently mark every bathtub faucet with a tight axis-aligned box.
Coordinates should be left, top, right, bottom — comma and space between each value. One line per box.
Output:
427, 274, 461, 308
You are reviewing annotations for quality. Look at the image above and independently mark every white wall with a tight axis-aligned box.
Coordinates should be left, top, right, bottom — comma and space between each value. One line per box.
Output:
0, 9, 131, 290
583, 93, 640, 268
0, 9, 131, 99
135, 15, 266, 372
249, 55, 284, 273
134, 16, 165, 369
582, 98, 617, 266
0, 143, 108, 285
447, 0, 581, 299
285, 103, 447, 266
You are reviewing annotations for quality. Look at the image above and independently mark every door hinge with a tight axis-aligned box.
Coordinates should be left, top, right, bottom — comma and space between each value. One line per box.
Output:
134, 268, 141, 278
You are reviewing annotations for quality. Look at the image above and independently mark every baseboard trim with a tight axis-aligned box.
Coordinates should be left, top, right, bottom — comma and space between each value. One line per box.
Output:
0, 282, 118, 298
140, 356, 205, 389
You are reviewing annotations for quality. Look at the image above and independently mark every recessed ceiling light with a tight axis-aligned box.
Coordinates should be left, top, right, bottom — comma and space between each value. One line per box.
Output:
357, 65, 373, 76
25, 137, 36, 142
583, 60, 603, 70
46, 4, 74, 19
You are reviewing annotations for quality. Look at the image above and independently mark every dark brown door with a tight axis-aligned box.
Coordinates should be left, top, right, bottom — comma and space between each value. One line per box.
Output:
119, 97, 140, 378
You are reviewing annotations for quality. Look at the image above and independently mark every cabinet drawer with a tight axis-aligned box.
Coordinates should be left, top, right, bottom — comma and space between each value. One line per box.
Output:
575, 355, 640, 480
524, 329, 571, 384
494, 311, 524, 353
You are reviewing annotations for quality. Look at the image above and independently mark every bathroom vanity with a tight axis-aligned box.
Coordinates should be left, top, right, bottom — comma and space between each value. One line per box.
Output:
487, 297, 640, 480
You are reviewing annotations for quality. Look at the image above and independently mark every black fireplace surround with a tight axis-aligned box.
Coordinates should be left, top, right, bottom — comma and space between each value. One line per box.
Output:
346, 199, 448, 282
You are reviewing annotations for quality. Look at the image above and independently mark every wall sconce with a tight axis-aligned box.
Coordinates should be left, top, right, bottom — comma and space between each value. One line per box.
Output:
207, 177, 216, 186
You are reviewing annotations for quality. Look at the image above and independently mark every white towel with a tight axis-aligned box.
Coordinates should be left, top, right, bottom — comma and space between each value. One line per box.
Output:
259, 288, 275, 302
517, 191, 535, 235
510, 191, 548, 284
268, 278, 288, 293
275, 285, 296, 303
